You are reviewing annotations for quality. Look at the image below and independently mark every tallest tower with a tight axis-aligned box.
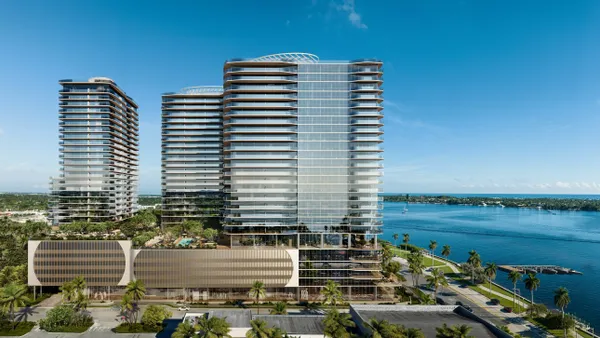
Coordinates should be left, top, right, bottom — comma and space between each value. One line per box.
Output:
50, 77, 139, 225
222, 53, 384, 298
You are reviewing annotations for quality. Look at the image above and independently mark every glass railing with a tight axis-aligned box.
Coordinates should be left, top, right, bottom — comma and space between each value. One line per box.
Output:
225, 67, 297, 74
351, 76, 382, 81
227, 110, 297, 116
225, 101, 297, 108
226, 118, 296, 125
225, 127, 296, 133
224, 75, 298, 82
350, 102, 383, 108
226, 84, 297, 91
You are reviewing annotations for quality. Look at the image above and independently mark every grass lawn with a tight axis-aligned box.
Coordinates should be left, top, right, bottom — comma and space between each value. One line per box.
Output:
0, 322, 35, 336
468, 284, 525, 314
391, 248, 447, 267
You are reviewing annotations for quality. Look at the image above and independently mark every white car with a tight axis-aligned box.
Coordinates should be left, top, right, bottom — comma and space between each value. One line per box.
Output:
178, 306, 190, 311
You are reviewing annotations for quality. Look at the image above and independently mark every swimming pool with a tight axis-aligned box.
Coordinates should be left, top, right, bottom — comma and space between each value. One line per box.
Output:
178, 238, 194, 247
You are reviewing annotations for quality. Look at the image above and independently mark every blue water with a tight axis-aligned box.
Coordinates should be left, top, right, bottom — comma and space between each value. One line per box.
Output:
178, 238, 193, 246
382, 201, 600, 328
383, 193, 600, 200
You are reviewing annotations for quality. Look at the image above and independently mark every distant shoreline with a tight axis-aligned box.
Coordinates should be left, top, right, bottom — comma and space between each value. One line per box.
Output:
384, 194, 600, 211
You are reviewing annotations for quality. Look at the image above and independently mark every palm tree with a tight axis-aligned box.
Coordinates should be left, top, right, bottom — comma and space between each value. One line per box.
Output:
249, 280, 266, 314
426, 268, 449, 302
60, 281, 75, 303
268, 327, 289, 338
321, 280, 343, 306
441, 245, 451, 260
364, 318, 392, 338
125, 279, 146, 302
172, 320, 197, 338
382, 243, 393, 266
120, 293, 135, 326
73, 290, 89, 312
71, 275, 86, 294
435, 323, 474, 338
269, 301, 287, 315
393, 233, 399, 247
408, 251, 424, 287
246, 319, 272, 338
403, 233, 410, 245
554, 287, 571, 338
0, 283, 30, 329
524, 272, 540, 305
483, 262, 498, 297
302, 302, 321, 314
125, 279, 146, 323
197, 316, 232, 338
420, 293, 435, 305
507, 271, 522, 310
405, 327, 426, 338
429, 240, 438, 267
322, 309, 355, 338
466, 250, 481, 283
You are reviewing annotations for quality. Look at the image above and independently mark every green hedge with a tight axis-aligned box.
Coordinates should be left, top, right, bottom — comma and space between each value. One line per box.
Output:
0, 322, 35, 336
113, 323, 161, 333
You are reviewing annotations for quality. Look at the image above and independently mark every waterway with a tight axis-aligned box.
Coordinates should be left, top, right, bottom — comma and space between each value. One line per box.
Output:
382, 201, 600, 329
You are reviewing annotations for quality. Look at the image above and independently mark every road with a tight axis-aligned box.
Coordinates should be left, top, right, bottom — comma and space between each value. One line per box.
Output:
394, 257, 551, 338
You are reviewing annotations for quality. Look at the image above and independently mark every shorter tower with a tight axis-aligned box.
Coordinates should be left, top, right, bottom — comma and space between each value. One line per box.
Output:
50, 77, 139, 225
161, 86, 224, 227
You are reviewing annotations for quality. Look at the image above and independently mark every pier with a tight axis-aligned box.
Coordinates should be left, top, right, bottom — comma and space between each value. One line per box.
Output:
499, 265, 583, 275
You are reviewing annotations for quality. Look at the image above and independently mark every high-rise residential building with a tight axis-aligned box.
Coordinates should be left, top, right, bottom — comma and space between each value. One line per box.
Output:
50, 77, 139, 225
160, 53, 384, 298
161, 86, 224, 227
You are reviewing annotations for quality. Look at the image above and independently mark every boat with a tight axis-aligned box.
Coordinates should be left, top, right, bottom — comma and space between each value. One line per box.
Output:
482, 202, 487, 207
402, 202, 408, 214
499, 204, 505, 208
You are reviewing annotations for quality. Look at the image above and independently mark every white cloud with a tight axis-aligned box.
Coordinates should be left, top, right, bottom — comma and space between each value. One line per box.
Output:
555, 181, 571, 188
334, 0, 368, 29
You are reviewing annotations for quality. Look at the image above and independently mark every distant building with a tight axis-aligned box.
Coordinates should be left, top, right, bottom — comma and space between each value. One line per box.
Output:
49, 77, 139, 225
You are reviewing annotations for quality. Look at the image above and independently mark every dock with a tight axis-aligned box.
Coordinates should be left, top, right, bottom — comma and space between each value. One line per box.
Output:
498, 265, 583, 275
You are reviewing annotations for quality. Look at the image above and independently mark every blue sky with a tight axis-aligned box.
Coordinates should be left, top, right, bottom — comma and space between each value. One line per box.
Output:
1, 0, 600, 194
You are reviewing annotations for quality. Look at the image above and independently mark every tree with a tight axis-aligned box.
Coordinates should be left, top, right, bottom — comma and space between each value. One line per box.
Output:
383, 261, 402, 279
60, 281, 75, 303
441, 245, 451, 259
320, 280, 343, 306
428, 240, 438, 267
197, 316, 232, 338
71, 276, 86, 294
322, 309, 355, 338
405, 327, 426, 338
435, 323, 474, 338
407, 251, 424, 287
141, 305, 173, 332
182, 220, 203, 236
393, 233, 399, 247
38, 304, 93, 332
483, 262, 497, 297
0, 283, 29, 329
466, 250, 481, 283
120, 294, 136, 326
426, 268, 448, 302
172, 320, 197, 338
269, 301, 287, 315
246, 319, 272, 338
381, 244, 393, 266
526, 303, 548, 317
249, 281, 266, 314
73, 291, 89, 312
403, 233, 410, 244
86, 222, 107, 233
507, 271, 522, 310
420, 293, 435, 305
125, 279, 146, 323
524, 272, 540, 305
553, 287, 571, 338
203, 228, 219, 242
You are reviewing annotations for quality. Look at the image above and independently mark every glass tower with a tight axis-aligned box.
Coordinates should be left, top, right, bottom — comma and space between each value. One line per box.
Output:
50, 77, 139, 225
162, 53, 384, 299
161, 86, 224, 227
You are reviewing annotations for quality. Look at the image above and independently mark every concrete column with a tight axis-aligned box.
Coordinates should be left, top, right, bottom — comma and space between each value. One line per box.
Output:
321, 234, 324, 248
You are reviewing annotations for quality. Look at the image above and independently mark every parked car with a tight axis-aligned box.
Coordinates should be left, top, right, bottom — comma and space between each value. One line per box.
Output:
490, 298, 501, 305
504, 306, 513, 313
178, 306, 190, 311
455, 301, 473, 312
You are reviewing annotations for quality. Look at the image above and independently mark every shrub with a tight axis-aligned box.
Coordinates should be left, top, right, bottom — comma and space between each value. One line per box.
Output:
399, 243, 421, 252
114, 323, 157, 333
141, 305, 172, 332
542, 313, 575, 330
0, 321, 35, 335
38, 305, 93, 332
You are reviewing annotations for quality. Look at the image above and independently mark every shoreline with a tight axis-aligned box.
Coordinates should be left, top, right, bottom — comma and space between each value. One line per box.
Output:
384, 195, 600, 212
